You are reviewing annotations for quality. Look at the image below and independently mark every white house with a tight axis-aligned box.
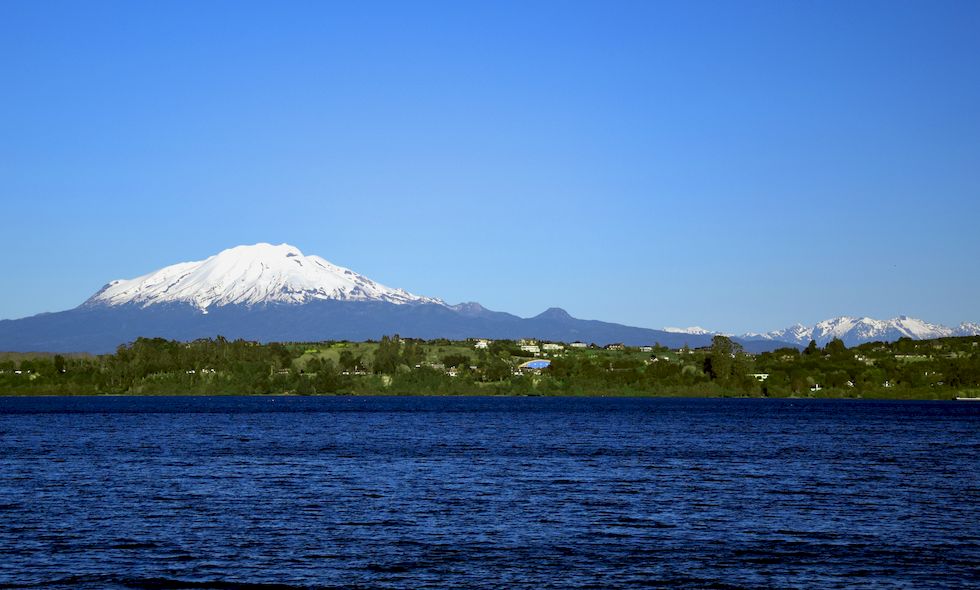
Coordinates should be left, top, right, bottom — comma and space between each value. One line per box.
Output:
474, 339, 491, 349
520, 345, 540, 354
569, 342, 588, 348
542, 343, 564, 351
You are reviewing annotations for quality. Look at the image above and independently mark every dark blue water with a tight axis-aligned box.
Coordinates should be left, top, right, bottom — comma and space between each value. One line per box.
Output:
0, 397, 978, 589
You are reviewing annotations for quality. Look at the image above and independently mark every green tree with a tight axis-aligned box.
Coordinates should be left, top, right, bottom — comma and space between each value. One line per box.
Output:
706, 335, 736, 381
442, 354, 470, 368
314, 359, 343, 393
482, 356, 512, 381
339, 350, 360, 373
401, 340, 425, 367
373, 335, 402, 374
824, 338, 847, 357
296, 375, 315, 395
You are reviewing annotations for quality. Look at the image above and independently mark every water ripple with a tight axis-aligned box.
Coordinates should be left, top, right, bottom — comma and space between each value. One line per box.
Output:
0, 397, 978, 589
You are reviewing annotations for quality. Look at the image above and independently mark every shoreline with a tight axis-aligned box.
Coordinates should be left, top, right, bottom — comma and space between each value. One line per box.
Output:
0, 392, 972, 401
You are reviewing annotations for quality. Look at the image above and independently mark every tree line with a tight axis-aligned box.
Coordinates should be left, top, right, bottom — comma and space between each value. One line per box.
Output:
1, 334, 978, 398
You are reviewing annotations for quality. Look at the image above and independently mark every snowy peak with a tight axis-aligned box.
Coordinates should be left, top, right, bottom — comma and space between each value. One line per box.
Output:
745, 316, 980, 347
85, 243, 443, 312
663, 326, 715, 336
810, 316, 955, 344
958, 322, 980, 333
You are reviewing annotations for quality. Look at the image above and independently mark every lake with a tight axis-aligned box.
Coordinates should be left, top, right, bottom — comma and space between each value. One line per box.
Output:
0, 396, 978, 589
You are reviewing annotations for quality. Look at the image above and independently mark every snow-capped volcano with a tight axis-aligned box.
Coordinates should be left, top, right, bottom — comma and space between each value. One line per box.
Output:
5, 244, 977, 354
7, 244, 749, 352
84, 243, 443, 312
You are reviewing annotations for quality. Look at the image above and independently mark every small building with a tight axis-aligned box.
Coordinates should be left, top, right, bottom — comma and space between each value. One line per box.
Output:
569, 342, 588, 348
542, 343, 564, 351
474, 339, 491, 350
520, 345, 540, 354
519, 359, 551, 372
606, 343, 625, 351
518, 339, 538, 346
639, 346, 653, 353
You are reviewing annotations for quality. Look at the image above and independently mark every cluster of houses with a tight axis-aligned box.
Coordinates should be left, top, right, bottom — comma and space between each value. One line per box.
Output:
518, 340, 566, 356
467, 338, 674, 376
472, 338, 660, 356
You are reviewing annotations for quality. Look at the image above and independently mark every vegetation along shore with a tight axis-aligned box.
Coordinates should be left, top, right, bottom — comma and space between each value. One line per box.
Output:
1, 335, 978, 399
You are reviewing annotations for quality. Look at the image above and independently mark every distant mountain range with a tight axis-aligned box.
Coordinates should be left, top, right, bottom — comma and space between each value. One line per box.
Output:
0, 243, 786, 353
0, 243, 975, 353
667, 316, 980, 348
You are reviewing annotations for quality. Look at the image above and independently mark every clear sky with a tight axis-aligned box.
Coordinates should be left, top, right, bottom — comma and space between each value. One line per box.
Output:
1, 0, 978, 333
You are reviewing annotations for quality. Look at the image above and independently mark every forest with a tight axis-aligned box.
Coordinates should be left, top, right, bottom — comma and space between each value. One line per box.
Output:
1, 334, 979, 399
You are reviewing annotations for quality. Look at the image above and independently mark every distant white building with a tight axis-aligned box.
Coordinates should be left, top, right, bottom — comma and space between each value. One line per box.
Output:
569, 342, 588, 348
542, 343, 564, 351
639, 346, 653, 352
474, 339, 491, 349
520, 345, 540, 354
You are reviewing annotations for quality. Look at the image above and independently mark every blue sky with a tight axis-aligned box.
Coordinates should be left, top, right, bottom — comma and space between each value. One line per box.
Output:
1, 0, 978, 333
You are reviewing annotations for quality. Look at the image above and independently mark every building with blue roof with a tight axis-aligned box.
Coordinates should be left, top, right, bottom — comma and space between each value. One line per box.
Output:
519, 359, 551, 370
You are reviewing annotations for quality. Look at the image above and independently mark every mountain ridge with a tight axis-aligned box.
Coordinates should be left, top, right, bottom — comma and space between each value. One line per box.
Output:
1, 243, 975, 352
736, 316, 980, 347
3, 243, 783, 353
661, 317, 979, 347
1, 300, 792, 354
659, 317, 980, 346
